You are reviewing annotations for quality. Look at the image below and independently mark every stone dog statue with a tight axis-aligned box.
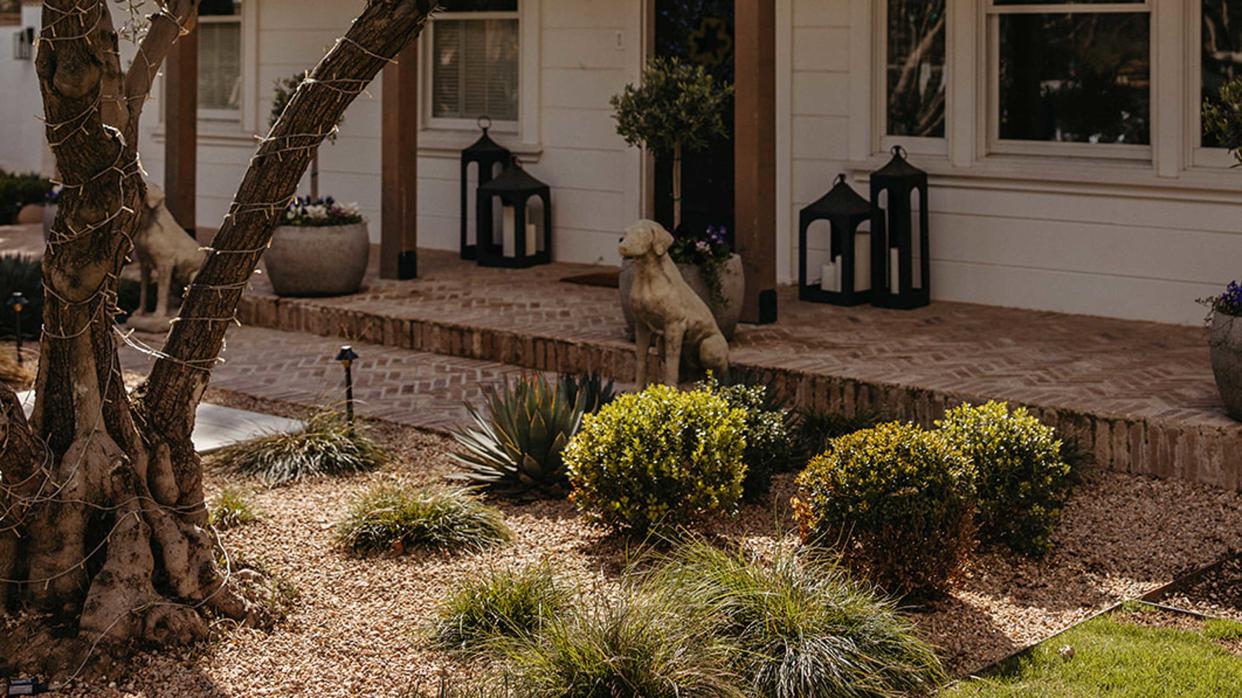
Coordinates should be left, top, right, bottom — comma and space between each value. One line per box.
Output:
619, 220, 729, 386
132, 182, 206, 323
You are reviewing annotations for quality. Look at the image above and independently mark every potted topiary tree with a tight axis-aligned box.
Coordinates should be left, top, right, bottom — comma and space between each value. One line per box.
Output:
263, 73, 370, 297
612, 58, 743, 338
1201, 78, 1242, 419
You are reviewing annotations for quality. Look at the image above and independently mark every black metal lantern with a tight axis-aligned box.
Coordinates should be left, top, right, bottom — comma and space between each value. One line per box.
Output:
460, 116, 512, 260
798, 174, 872, 306
870, 146, 930, 310
477, 158, 552, 269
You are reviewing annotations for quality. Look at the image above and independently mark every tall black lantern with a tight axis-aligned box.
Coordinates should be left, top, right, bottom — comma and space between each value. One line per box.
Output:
798, 174, 872, 306
477, 159, 552, 269
870, 146, 930, 310
460, 116, 512, 260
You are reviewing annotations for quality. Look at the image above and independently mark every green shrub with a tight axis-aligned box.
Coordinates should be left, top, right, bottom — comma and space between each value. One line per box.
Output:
0, 171, 51, 224
432, 563, 567, 653
564, 383, 748, 536
648, 541, 948, 697
789, 407, 883, 469
793, 422, 975, 597
937, 401, 1071, 556
213, 410, 387, 487
700, 377, 791, 500
208, 487, 258, 530
452, 374, 585, 499
501, 585, 745, 698
335, 485, 511, 556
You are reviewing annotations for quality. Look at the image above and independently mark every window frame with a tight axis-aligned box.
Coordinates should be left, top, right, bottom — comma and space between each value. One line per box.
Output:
1191, 0, 1242, 168
982, 0, 1155, 161
874, 0, 950, 158
422, 3, 523, 135
196, 9, 245, 123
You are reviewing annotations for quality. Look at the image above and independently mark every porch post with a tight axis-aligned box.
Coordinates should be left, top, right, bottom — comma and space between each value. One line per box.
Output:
734, 0, 778, 324
164, 22, 198, 237
381, 39, 419, 280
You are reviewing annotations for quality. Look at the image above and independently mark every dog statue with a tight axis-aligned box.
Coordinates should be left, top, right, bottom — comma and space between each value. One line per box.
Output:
132, 182, 206, 322
619, 220, 729, 386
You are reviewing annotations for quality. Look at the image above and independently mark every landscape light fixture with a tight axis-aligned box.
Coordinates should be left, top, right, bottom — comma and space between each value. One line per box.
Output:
335, 345, 359, 426
7, 292, 29, 366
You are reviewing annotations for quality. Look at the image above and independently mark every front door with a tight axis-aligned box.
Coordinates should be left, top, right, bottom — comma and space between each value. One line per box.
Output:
653, 0, 735, 241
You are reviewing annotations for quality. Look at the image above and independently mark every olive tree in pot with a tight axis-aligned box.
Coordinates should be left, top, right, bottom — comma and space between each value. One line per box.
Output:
264, 73, 370, 297
1201, 79, 1242, 419
611, 58, 743, 338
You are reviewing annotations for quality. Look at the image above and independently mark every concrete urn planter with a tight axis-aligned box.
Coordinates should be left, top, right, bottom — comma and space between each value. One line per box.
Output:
1211, 312, 1242, 420
265, 222, 370, 297
619, 253, 745, 340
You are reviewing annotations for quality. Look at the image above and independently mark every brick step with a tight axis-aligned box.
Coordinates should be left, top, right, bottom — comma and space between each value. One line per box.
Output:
238, 290, 1242, 492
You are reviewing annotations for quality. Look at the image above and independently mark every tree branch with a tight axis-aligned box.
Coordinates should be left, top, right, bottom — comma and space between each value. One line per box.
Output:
121, 0, 201, 145
140, 0, 439, 446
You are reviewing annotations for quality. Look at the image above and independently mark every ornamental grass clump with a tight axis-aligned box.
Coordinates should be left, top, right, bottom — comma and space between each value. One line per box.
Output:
647, 541, 948, 698
432, 563, 568, 653
500, 585, 745, 698
938, 401, 1072, 557
452, 373, 604, 499
208, 487, 258, 530
792, 422, 975, 597
212, 409, 387, 487
335, 485, 511, 557
563, 383, 748, 536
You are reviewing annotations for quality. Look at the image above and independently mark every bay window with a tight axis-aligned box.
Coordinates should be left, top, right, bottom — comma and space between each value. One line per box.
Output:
427, 0, 520, 127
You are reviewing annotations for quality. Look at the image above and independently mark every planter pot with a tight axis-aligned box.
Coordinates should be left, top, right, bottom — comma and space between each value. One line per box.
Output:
16, 203, 44, 225
42, 204, 57, 240
265, 222, 370, 297
1211, 312, 1242, 420
619, 253, 745, 340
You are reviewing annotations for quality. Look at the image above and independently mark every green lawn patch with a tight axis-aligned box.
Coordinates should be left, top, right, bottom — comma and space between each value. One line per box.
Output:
947, 606, 1242, 697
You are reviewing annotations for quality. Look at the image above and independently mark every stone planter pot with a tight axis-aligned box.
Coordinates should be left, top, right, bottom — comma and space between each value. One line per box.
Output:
619, 253, 745, 340
16, 203, 43, 225
265, 222, 370, 297
1211, 312, 1242, 420
42, 204, 57, 240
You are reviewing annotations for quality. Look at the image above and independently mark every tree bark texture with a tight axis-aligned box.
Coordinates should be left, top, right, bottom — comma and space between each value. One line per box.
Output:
0, 0, 438, 676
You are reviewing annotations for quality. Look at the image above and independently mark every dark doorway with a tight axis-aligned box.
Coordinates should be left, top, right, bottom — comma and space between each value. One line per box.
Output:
654, 0, 735, 240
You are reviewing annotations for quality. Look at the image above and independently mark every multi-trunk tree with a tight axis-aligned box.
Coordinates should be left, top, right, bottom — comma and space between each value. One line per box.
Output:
0, 0, 437, 676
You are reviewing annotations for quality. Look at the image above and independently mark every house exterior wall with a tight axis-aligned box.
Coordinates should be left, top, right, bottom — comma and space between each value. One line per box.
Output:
0, 1, 1237, 326
0, 3, 49, 176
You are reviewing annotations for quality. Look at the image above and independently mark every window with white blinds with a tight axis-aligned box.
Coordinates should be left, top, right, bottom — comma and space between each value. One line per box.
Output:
429, 0, 520, 123
198, 0, 242, 117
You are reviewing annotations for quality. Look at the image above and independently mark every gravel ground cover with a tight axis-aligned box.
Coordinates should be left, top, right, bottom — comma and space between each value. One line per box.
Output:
1159, 555, 1242, 623
27, 392, 1242, 697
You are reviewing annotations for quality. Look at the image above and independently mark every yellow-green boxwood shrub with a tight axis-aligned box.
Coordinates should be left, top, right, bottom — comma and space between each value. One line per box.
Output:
938, 401, 1071, 556
564, 384, 748, 535
792, 422, 975, 597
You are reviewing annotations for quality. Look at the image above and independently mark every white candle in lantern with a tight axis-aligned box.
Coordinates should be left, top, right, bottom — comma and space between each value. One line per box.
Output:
889, 248, 901, 295
502, 207, 516, 257
820, 261, 837, 292
855, 233, 871, 292
526, 222, 538, 256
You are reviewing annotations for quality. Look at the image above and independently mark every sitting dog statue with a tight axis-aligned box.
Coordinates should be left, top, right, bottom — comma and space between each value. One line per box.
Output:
132, 182, 206, 322
619, 220, 729, 386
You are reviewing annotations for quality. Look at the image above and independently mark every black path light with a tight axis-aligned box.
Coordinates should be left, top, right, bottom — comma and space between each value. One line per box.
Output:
335, 345, 359, 427
798, 174, 872, 306
7, 292, 29, 366
477, 157, 552, 269
870, 146, 931, 310
460, 116, 512, 260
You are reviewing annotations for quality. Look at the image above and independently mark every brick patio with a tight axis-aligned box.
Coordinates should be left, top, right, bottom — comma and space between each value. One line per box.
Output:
237, 248, 1242, 491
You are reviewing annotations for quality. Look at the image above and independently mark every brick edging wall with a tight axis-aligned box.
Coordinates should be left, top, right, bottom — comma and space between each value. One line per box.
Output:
238, 294, 1242, 491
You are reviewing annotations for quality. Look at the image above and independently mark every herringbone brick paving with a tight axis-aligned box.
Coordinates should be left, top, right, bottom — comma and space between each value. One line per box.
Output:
236, 249, 1242, 491
118, 326, 547, 433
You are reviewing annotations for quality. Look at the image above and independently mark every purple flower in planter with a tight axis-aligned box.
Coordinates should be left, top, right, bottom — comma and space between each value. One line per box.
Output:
1201, 280, 1242, 321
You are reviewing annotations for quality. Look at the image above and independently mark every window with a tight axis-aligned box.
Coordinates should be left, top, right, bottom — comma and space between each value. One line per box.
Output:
198, 0, 242, 119
987, 1, 1151, 156
885, 0, 947, 139
1202, 0, 1242, 149
428, 0, 520, 125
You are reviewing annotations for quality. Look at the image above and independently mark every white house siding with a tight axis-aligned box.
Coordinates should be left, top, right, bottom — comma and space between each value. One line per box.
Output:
0, 3, 49, 176
787, 0, 1242, 326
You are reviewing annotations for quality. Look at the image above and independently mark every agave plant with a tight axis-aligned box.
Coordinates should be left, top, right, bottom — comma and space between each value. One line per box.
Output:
451, 374, 586, 499
558, 371, 616, 414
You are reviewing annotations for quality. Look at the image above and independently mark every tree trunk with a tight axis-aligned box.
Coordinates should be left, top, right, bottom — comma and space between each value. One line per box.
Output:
0, 0, 438, 678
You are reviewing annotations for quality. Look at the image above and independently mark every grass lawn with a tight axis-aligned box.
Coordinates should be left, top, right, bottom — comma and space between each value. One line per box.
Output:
947, 604, 1242, 697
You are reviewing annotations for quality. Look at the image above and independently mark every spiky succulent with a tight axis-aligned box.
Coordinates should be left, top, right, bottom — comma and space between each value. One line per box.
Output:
450, 374, 586, 499
558, 371, 616, 415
